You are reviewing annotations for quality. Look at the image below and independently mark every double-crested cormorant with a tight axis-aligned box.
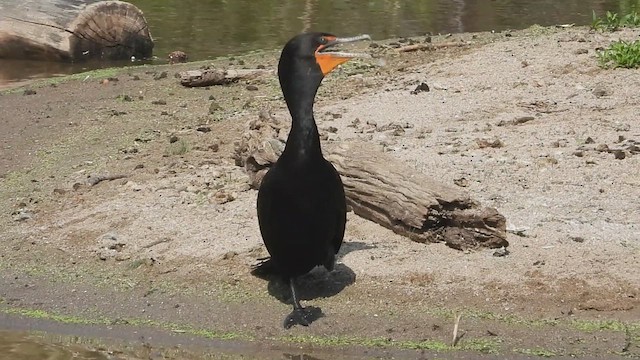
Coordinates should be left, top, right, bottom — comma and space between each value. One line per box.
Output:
257, 32, 370, 328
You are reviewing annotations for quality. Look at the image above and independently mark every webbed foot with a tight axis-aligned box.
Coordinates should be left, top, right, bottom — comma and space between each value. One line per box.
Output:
283, 306, 323, 329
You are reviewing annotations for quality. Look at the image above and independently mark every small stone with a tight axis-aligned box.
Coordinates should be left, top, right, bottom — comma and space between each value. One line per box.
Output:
506, 224, 529, 237
23, 89, 36, 96
570, 236, 585, 243
167, 50, 188, 64
613, 150, 626, 160
134, 164, 144, 170
326, 126, 338, 133
208, 142, 220, 152
573, 151, 584, 157
453, 177, 469, 187
574, 49, 588, 55
492, 247, 510, 257
595, 144, 609, 152
513, 116, 535, 125
169, 135, 179, 143
613, 122, 630, 132
246, 85, 259, 91
209, 102, 223, 114
12, 210, 33, 221
410, 82, 430, 95
151, 99, 167, 105
222, 251, 238, 260
592, 86, 610, 98
117, 94, 133, 102
153, 71, 168, 80
196, 126, 211, 133
53, 188, 67, 195
476, 138, 504, 148
127, 181, 143, 192
585, 137, 595, 144
109, 109, 127, 116
212, 190, 236, 204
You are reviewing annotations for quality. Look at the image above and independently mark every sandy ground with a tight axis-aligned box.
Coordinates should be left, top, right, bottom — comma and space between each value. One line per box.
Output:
0, 26, 639, 358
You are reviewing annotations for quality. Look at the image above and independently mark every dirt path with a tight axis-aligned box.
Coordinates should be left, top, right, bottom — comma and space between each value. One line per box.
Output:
0, 26, 639, 359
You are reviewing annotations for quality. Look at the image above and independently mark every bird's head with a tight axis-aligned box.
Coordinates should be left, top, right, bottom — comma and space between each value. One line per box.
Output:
279, 32, 371, 78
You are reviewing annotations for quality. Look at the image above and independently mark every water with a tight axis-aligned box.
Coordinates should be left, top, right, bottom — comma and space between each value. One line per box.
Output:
130, 0, 639, 61
0, 331, 111, 360
0, 0, 639, 87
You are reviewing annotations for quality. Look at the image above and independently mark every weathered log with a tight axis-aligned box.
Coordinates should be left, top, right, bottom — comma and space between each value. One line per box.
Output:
179, 69, 274, 87
0, 0, 153, 62
234, 112, 508, 250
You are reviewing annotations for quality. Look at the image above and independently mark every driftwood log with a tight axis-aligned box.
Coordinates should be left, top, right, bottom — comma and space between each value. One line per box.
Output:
0, 0, 153, 61
179, 69, 273, 87
234, 112, 508, 250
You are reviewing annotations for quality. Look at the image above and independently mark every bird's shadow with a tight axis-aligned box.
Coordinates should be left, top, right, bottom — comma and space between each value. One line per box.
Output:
250, 241, 375, 304
268, 263, 355, 302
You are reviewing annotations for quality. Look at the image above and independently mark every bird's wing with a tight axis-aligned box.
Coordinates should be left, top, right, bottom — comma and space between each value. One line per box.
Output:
331, 167, 347, 254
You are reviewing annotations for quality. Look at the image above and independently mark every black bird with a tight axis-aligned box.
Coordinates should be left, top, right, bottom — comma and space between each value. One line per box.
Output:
257, 32, 370, 328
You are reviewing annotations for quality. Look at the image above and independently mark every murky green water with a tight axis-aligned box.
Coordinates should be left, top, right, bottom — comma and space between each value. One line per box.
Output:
129, 0, 640, 61
0, 0, 639, 87
0, 331, 111, 360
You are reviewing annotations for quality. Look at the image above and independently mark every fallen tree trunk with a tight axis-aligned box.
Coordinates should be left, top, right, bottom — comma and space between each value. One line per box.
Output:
0, 0, 153, 62
179, 69, 274, 87
234, 112, 508, 250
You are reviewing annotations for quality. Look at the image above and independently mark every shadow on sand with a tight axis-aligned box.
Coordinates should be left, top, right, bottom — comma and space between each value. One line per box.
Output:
250, 241, 375, 326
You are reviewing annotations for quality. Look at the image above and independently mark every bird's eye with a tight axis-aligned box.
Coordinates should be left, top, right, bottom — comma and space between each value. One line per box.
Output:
319, 37, 328, 45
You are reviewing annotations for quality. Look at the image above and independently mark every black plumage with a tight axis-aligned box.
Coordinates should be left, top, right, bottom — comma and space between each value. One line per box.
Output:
256, 32, 368, 328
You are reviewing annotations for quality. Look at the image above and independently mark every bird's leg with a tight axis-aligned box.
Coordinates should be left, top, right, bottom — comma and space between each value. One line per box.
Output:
283, 278, 322, 329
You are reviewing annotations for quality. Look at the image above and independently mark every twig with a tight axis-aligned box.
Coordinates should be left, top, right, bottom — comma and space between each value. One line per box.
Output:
179, 68, 273, 87
452, 313, 464, 347
142, 237, 172, 249
397, 42, 470, 53
87, 174, 129, 186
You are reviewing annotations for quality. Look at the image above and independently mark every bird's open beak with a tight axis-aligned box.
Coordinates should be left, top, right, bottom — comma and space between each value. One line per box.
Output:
315, 34, 371, 75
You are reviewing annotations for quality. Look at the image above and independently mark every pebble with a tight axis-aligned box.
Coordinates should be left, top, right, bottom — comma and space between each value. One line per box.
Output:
153, 71, 168, 80
410, 82, 430, 95
209, 102, 223, 114
613, 150, 626, 160
12, 209, 33, 222
592, 86, 610, 98
492, 247, 510, 257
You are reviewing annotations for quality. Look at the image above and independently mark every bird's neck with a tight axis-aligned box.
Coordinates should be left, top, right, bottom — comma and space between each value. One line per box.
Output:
281, 77, 323, 162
